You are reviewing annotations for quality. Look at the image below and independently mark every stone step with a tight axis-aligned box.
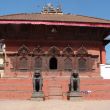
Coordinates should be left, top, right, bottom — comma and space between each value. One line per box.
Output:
48, 86, 62, 95
0, 78, 33, 100
0, 91, 32, 100
69, 97, 83, 101
48, 93, 62, 96
48, 81, 61, 84
68, 92, 83, 101
49, 86, 62, 90
48, 85, 62, 88
47, 80, 62, 87
31, 92, 44, 101
0, 78, 32, 85
0, 85, 33, 91
48, 79, 60, 82
49, 96, 62, 99
48, 80, 61, 83
83, 91, 110, 100
48, 91, 62, 95
80, 79, 110, 85
81, 84, 110, 91
43, 75, 70, 100
0, 78, 33, 91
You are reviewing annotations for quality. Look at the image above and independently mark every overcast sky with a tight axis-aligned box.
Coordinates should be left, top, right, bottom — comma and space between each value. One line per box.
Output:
0, 0, 110, 63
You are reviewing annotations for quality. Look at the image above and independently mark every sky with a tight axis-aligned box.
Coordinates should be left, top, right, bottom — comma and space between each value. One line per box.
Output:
0, 0, 110, 63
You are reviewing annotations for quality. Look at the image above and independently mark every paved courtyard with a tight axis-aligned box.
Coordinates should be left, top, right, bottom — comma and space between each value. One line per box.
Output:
0, 100, 110, 110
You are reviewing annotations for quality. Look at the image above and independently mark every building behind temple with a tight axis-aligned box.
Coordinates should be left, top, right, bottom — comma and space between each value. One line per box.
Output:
0, 4, 110, 100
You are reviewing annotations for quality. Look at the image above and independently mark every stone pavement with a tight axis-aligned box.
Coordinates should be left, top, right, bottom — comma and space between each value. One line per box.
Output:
0, 100, 110, 110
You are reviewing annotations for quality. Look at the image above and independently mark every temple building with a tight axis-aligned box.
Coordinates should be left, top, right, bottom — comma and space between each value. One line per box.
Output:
0, 4, 110, 100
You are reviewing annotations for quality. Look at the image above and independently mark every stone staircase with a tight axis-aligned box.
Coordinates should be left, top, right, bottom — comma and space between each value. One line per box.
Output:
42, 71, 70, 100
0, 77, 33, 100
47, 78, 63, 99
1, 72, 110, 100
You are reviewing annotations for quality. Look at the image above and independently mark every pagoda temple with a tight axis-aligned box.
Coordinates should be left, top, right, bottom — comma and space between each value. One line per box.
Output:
0, 4, 110, 100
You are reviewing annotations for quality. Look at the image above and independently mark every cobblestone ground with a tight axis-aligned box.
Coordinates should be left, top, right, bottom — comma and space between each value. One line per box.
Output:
0, 100, 110, 110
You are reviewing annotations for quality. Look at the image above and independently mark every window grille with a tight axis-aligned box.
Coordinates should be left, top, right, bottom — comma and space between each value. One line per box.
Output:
34, 57, 42, 70
78, 58, 87, 71
64, 57, 72, 71
18, 57, 28, 71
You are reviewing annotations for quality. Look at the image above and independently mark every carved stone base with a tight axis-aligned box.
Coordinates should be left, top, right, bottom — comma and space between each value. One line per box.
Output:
68, 92, 82, 101
31, 91, 44, 101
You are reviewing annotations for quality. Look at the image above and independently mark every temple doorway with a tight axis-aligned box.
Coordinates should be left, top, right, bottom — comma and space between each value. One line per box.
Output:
49, 57, 57, 70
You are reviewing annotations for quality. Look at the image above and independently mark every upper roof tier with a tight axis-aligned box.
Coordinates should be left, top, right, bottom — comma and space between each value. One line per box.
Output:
0, 13, 110, 24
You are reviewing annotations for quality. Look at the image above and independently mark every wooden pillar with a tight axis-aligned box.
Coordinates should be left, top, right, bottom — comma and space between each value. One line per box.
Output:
100, 47, 106, 64
29, 56, 32, 77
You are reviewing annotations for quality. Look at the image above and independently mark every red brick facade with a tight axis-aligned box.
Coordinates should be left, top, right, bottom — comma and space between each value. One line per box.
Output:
0, 40, 108, 100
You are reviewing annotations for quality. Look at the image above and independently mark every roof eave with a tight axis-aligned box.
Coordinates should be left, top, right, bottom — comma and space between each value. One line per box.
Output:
0, 19, 110, 28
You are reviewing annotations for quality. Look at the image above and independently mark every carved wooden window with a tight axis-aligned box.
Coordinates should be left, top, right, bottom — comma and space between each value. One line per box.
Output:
18, 57, 28, 70
76, 46, 88, 55
64, 57, 72, 71
78, 58, 87, 71
33, 46, 44, 56
17, 45, 30, 71
18, 45, 30, 56
34, 57, 42, 70
10, 56, 16, 71
48, 46, 60, 56
63, 46, 74, 56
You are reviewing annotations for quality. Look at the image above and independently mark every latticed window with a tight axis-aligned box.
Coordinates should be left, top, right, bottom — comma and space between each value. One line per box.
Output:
78, 58, 87, 71
64, 58, 73, 71
19, 57, 28, 70
34, 57, 42, 70
17, 45, 30, 71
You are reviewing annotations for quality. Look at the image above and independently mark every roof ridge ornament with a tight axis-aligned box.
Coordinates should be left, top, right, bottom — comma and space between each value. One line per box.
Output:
41, 3, 63, 14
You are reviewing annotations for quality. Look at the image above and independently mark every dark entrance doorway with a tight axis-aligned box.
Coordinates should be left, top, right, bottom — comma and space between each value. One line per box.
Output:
49, 57, 57, 69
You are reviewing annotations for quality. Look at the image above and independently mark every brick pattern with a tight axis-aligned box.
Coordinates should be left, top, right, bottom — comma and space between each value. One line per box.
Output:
80, 78, 110, 100
0, 74, 110, 100
0, 78, 33, 100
